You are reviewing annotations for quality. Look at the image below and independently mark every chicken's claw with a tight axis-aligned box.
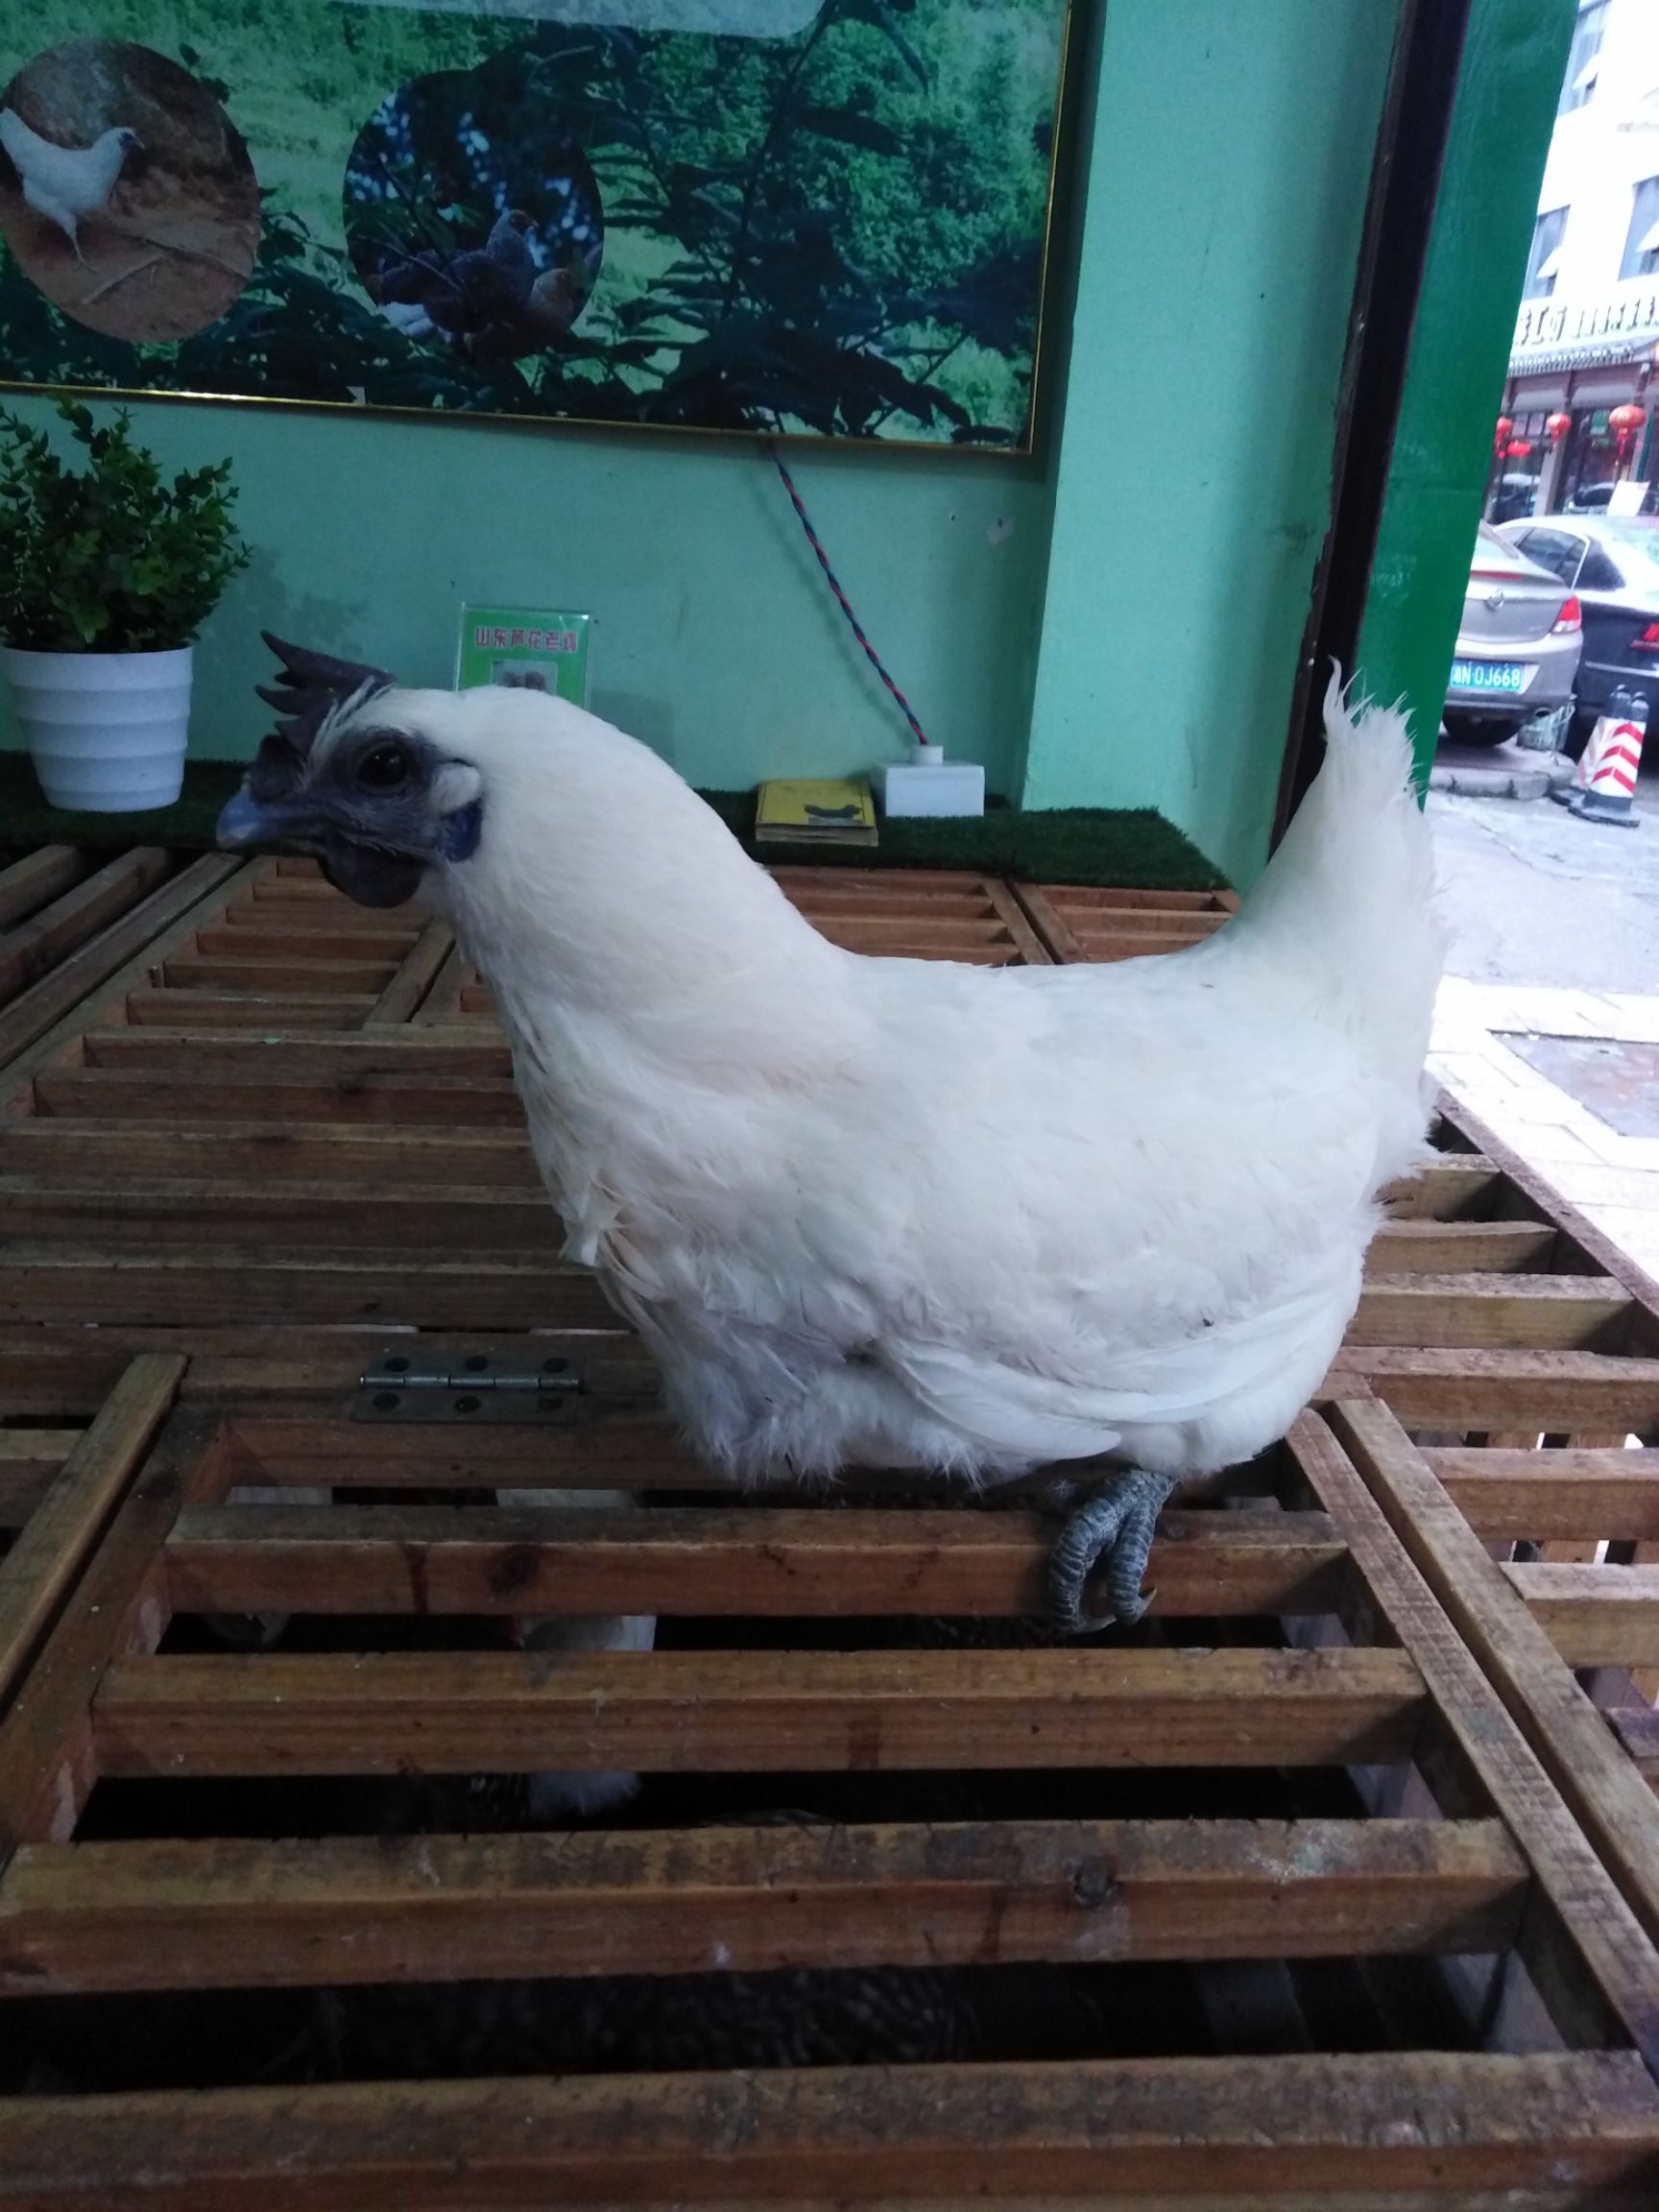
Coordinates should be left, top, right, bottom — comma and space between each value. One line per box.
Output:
1046, 1466, 1177, 1635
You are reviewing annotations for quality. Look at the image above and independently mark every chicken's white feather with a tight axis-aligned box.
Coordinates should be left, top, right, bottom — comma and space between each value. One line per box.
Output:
316, 672, 1443, 1501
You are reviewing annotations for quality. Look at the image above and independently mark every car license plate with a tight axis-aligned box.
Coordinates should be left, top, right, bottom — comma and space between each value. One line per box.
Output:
1451, 660, 1525, 692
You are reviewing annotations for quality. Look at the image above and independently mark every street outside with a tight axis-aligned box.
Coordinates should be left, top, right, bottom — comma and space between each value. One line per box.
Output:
1426, 725, 1659, 1280
1431, 730, 1659, 990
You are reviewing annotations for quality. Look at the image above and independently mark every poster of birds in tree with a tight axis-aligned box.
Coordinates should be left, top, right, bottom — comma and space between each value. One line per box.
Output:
0, 0, 1070, 448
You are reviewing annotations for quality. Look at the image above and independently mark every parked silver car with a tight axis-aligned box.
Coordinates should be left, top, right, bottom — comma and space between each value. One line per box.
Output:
1443, 523, 1582, 745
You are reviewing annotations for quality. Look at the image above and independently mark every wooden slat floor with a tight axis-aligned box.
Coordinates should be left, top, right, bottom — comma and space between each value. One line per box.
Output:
3, 850, 1659, 2206
1323, 1100, 1659, 1980
0, 845, 237, 1075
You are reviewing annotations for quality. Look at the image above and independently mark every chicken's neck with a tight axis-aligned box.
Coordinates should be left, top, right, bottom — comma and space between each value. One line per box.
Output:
439, 821, 861, 1239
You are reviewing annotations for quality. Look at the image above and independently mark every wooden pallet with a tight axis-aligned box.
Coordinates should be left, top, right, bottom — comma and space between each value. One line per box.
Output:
0, 850, 171, 1012
1019, 881, 1238, 964
3, 1350, 1659, 2203
1325, 1100, 1659, 1975
4, 857, 1659, 2201
0, 847, 239, 1075
0, 1355, 181, 1716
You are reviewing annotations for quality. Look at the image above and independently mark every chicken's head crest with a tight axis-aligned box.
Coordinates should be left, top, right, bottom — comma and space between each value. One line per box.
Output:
253, 632, 397, 757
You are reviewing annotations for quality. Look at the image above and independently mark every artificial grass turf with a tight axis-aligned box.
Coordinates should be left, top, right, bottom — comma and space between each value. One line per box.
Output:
0, 753, 1230, 891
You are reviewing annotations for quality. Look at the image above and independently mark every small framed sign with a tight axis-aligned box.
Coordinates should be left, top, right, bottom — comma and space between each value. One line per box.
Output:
455, 605, 590, 707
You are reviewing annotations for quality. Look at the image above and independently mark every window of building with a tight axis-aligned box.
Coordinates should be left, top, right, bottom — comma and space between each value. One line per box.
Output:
1623, 178, 1659, 279
1560, 0, 1608, 115
1526, 207, 1568, 298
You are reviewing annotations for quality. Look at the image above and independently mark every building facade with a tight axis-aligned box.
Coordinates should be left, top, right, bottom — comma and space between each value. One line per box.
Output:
1501, 0, 1659, 517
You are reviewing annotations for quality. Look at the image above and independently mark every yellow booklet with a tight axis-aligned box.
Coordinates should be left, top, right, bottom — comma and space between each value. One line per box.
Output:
755, 778, 878, 847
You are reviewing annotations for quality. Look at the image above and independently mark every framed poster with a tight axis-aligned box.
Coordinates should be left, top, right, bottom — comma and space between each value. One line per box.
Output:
0, 1, 1072, 449
456, 604, 590, 703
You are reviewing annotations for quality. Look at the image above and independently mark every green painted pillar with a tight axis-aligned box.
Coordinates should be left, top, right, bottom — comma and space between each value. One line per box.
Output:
1018, 0, 1400, 889
1355, 0, 1578, 784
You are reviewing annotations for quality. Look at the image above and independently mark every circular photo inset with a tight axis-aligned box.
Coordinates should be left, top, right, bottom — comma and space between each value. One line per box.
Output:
345, 60, 603, 369
0, 38, 258, 343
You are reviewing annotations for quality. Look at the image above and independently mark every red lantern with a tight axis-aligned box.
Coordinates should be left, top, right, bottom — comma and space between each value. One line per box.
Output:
1494, 414, 1515, 452
1505, 439, 1532, 458
1611, 401, 1647, 465
1546, 410, 1572, 443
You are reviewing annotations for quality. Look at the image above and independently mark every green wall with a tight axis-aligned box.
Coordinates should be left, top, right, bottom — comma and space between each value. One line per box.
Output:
1, 0, 1404, 873
0, 403, 1055, 798
1022, 0, 1401, 886
1356, 0, 1578, 784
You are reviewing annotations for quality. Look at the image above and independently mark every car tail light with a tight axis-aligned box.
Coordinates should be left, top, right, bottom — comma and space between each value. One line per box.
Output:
1633, 620, 1659, 651
1552, 595, 1582, 634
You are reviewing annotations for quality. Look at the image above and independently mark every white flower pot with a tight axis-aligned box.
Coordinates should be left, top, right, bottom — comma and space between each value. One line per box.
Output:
2, 644, 193, 811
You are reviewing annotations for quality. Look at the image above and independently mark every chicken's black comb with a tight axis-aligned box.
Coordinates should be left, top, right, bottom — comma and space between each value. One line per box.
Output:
256, 632, 397, 756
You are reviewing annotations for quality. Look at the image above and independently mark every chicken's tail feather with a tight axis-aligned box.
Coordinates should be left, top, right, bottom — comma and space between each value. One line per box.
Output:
1234, 668, 1445, 1179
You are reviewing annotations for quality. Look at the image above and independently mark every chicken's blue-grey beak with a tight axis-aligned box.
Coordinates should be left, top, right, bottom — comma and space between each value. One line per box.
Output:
217, 783, 313, 850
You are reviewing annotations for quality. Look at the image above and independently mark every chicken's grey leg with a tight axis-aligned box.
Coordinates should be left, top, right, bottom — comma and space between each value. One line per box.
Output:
1046, 1466, 1177, 1635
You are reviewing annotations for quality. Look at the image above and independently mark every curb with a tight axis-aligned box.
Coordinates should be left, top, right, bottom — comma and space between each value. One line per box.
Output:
1430, 763, 1556, 801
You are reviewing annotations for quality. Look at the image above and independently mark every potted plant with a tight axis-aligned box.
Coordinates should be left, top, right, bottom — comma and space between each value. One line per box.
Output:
0, 399, 249, 811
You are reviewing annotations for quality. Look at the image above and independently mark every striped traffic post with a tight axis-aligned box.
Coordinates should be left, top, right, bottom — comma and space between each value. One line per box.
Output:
1568, 685, 1646, 828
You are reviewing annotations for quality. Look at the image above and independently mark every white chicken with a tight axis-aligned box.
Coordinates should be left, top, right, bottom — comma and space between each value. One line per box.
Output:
220, 641, 1443, 1630
0, 109, 140, 263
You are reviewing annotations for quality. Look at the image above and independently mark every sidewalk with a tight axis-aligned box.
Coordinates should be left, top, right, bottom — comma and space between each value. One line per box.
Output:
1429, 975, 1659, 1279
1427, 753, 1659, 995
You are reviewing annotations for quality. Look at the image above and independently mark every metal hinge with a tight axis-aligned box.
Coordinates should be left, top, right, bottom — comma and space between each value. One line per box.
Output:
351, 1348, 584, 1424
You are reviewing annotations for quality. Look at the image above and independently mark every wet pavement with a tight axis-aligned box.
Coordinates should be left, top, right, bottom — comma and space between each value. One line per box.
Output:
1427, 736, 1659, 1286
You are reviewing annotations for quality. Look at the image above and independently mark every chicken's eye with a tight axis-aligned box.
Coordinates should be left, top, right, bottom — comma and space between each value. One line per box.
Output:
358, 742, 411, 792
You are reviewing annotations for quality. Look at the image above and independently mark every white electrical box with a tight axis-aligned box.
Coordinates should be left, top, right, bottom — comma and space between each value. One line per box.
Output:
882, 746, 985, 818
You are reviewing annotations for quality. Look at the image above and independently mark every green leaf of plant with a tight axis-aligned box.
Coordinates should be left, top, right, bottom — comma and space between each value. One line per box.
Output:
0, 401, 247, 651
